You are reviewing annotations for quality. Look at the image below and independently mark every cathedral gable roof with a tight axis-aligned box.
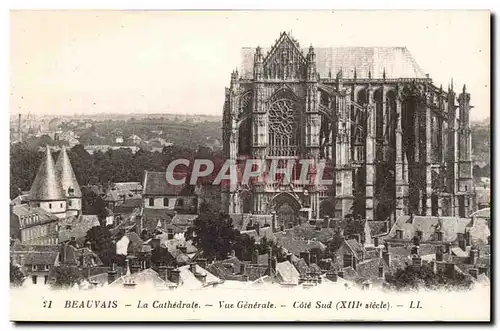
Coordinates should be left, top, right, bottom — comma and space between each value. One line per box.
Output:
240, 46, 426, 80
30, 146, 65, 201
55, 146, 82, 198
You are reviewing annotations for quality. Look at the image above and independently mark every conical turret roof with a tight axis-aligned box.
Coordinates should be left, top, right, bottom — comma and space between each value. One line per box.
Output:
55, 146, 82, 198
30, 146, 65, 201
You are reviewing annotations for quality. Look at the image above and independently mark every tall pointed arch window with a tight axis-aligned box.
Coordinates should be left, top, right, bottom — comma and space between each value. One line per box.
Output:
268, 89, 299, 156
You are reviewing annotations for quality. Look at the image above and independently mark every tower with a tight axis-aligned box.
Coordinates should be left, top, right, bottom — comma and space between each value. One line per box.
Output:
29, 146, 67, 218
55, 146, 82, 217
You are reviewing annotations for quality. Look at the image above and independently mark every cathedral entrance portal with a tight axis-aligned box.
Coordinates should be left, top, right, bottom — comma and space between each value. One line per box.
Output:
268, 193, 302, 229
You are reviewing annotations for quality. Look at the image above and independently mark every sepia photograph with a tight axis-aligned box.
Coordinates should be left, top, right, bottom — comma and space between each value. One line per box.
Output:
8, 9, 491, 322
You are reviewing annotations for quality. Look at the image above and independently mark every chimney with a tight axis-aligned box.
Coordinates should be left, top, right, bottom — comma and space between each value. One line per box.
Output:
411, 246, 419, 256
189, 262, 197, 274
445, 242, 452, 254
412, 256, 422, 270
196, 258, 207, 269
280, 225, 284, 232
286, 253, 293, 263
445, 262, 456, 279
382, 251, 391, 268
436, 246, 443, 262
469, 248, 478, 265
230, 250, 236, 258
166, 266, 173, 281
459, 237, 466, 251
311, 254, 317, 265
465, 230, 471, 247
254, 223, 260, 235
107, 263, 117, 284
271, 212, 277, 232
323, 215, 330, 228
337, 270, 344, 279
374, 237, 379, 247
267, 246, 273, 273
130, 263, 140, 274
240, 263, 246, 275
158, 265, 168, 283
170, 269, 180, 285
469, 267, 478, 279
378, 247, 383, 258
300, 251, 311, 266
270, 257, 277, 276
252, 249, 259, 264
59, 244, 67, 264
326, 270, 338, 282
378, 264, 384, 279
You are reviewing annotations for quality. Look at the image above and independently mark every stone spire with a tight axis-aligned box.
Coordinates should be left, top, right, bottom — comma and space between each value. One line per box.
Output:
30, 146, 65, 201
55, 146, 82, 198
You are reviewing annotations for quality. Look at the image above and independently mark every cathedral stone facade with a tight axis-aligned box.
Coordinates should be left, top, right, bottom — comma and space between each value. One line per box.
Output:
222, 32, 473, 227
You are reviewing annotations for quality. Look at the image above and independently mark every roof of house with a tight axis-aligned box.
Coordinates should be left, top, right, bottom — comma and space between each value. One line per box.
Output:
110, 268, 176, 287
385, 215, 475, 242
240, 37, 426, 80
111, 182, 143, 192
104, 190, 141, 203
344, 239, 366, 260
30, 146, 65, 201
23, 251, 59, 265
275, 261, 300, 284
178, 264, 221, 288
11, 204, 59, 227
58, 215, 100, 243
141, 208, 176, 232
229, 214, 272, 232
55, 146, 82, 198
142, 171, 194, 196
471, 208, 490, 219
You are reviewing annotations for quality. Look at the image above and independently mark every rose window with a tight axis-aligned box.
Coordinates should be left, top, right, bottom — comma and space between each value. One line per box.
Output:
268, 98, 298, 155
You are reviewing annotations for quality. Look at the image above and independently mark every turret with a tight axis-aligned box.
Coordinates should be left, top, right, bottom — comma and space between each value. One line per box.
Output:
55, 146, 82, 217
306, 45, 317, 81
253, 46, 264, 81
29, 146, 66, 218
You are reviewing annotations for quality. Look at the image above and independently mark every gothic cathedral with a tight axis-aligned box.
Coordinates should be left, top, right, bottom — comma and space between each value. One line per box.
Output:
222, 32, 473, 227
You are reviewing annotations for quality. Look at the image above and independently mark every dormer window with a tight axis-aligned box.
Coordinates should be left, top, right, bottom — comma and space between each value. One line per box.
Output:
436, 231, 443, 241
68, 187, 74, 196
32, 265, 38, 271
68, 200, 72, 207
416, 230, 423, 240
66, 225, 72, 231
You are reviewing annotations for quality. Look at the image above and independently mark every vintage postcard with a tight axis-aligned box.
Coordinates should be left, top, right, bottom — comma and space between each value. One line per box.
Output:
8, 10, 491, 322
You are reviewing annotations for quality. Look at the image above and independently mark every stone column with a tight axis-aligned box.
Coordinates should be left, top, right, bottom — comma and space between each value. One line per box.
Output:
395, 87, 409, 219
424, 94, 433, 215
365, 85, 376, 221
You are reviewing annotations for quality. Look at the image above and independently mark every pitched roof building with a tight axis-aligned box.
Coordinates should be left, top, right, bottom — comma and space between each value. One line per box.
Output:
55, 146, 82, 216
29, 146, 67, 218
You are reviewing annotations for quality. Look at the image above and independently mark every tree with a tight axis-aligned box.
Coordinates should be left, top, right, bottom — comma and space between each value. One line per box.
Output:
10, 263, 25, 287
185, 212, 262, 263
81, 187, 107, 219
50, 266, 83, 289
85, 226, 116, 266
387, 264, 473, 291
151, 246, 175, 268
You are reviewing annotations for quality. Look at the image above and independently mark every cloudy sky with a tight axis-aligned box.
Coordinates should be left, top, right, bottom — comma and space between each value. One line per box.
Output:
10, 10, 490, 120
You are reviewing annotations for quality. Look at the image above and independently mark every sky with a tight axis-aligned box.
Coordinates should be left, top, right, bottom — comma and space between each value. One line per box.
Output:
9, 10, 490, 120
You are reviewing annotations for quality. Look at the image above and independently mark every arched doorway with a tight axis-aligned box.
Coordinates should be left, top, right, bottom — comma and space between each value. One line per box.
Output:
268, 193, 302, 229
